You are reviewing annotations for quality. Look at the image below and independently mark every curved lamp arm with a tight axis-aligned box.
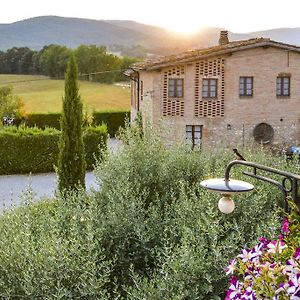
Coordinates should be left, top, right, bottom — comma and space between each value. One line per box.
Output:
224, 160, 300, 212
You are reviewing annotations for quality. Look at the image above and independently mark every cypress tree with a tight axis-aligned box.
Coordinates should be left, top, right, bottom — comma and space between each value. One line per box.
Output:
58, 54, 85, 193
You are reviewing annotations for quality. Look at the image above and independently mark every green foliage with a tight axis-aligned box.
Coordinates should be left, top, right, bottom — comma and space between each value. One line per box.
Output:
0, 86, 25, 120
0, 125, 107, 174
0, 193, 111, 299
15, 111, 129, 136
0, 47, 37, 74
0, 126, 60, 174
40, 45, 72, 78
0, 125, 294, 298
93, 110, 129, 136
115, 56, 139, 82
74, 45, 122, 83
58, 54, 86, 192
84, 125, 108, 168
74, 45, 105, 75
93, 127, 284, 298
0, 45, 139, 84
22, 113, 61, 129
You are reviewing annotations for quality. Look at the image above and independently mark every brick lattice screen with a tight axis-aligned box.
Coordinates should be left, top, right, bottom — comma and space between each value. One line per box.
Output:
163, 66, 185, 116
195, 58, 225, 117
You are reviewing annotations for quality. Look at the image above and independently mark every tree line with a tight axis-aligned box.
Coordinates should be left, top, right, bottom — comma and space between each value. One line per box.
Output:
0, 45, 139, 83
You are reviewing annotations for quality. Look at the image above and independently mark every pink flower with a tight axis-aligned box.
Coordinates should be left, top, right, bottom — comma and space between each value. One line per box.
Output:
258, 236, 270, 249
294, 248, 300, 260
282, 217, 289, 234
225, 277, 242, 299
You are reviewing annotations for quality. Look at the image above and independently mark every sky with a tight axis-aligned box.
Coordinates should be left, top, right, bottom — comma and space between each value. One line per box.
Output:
2, 0, 300, 34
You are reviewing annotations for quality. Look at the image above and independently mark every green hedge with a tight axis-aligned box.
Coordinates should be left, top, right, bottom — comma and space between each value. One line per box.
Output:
92, 111, 129, 136
0, 125, 107, 175
83, 126, 108, 169
16, 111, 129, 136
23, 113, 61, 129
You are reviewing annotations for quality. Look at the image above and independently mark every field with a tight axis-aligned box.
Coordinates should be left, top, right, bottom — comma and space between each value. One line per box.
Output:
0, 75, 130, 113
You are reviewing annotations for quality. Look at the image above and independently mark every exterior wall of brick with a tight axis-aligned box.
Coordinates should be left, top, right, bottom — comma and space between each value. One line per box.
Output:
224, 47, 300, 148
133, 46, 300, 149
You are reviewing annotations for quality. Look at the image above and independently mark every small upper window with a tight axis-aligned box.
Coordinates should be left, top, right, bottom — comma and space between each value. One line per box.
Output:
168, 79, 183, 98
239, 77, 253, 97
202, 79, 217, 98
276, 76, 290, 96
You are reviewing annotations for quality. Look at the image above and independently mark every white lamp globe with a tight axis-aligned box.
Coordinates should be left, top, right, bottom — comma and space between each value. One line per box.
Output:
218, 196, 235, 214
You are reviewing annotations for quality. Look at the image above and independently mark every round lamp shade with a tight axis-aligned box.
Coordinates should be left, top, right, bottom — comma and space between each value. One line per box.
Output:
200, 178, 254, 195
218, 196, 235, 214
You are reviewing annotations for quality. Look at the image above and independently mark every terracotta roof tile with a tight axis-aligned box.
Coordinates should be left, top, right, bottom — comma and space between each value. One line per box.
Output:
131, 38, 300, 71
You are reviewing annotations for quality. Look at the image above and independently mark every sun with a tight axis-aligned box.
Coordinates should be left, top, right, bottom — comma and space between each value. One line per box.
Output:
162, 20, 203, 35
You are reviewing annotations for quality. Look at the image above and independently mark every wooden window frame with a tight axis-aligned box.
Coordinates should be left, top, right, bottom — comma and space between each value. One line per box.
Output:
186, 125, 202, 148
239, 76, 253, 97
168, 78, 184, 98
276, 76, 290, 97
202, 78, 218, 99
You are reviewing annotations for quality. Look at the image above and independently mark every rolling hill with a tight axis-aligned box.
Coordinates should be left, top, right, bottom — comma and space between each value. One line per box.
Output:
0, 16, 185, 51
0, 16, 300, 52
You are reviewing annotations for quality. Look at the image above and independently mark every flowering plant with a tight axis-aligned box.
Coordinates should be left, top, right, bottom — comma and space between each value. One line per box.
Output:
225, 201, 300, 300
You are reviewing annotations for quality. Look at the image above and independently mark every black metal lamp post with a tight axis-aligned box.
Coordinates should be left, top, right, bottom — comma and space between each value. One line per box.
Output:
200, 160, 300, 214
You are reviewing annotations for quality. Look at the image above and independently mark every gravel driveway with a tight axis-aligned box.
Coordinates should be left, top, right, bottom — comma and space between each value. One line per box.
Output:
0, 172, 98, 209
0, 138, 120, 209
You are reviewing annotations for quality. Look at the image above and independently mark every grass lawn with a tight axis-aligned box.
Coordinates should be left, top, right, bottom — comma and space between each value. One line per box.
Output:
0, 74, 130, 113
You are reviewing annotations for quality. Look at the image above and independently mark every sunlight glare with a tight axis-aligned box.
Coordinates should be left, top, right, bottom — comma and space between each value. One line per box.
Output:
163, 20, 204, 35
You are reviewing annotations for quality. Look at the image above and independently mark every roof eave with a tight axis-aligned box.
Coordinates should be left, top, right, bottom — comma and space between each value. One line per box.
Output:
123, 67, 140, 77
142, 41, 300, 71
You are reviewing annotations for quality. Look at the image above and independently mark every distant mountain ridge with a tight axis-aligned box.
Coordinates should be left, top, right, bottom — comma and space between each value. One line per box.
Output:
0, 16, 182, 51
0, 16, 300, 52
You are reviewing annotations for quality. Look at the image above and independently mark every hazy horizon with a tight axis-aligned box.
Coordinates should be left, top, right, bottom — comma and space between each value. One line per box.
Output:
0, 14, 299, 36
1, 0, 300, 34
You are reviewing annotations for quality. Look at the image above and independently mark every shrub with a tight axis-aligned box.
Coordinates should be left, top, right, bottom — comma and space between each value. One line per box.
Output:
0, 125, 107, 174
84, 125, 108, 169
0, 86, 25, 121
23, 113, 61, 129
92, 110, 129, 136
0, 126, 60, 174
0, 125, 296, 298
92, 127, 286, 298
0, 192, 111, 299
17, 111, 129, 136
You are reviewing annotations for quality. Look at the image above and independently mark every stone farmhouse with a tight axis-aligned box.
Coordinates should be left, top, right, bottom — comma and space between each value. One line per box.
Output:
126, 31, 300, 149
